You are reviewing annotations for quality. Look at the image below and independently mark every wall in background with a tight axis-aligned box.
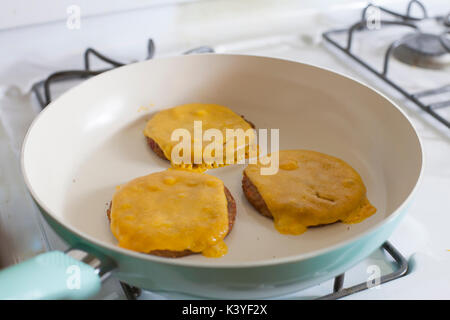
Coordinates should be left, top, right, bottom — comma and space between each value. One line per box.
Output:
0, 0, 383, 31
0, 0, 198, 30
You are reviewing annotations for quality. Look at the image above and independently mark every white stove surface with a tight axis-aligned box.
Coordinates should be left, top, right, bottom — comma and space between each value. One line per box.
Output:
0, 0, 449, 299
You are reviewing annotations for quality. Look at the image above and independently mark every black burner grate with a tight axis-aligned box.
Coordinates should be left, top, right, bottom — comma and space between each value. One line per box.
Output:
119, 241, 408, 300
317, 241, 408, 300
31, 39, 213, 108
322, 0, 450, 129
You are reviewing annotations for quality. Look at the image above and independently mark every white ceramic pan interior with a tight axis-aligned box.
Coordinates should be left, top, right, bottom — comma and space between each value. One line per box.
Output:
22, 54, 422, 266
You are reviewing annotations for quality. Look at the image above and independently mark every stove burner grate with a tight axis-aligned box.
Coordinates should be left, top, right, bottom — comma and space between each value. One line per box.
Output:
317, 241, 408, 300
119, 241, 409, 300
323, 0, 450, 129
31, 40, 213, 108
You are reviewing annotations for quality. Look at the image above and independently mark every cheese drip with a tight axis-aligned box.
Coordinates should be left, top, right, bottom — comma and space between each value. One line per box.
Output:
110, 169, 229, 257
144, 103, 255, 171
244, 150, 376, 235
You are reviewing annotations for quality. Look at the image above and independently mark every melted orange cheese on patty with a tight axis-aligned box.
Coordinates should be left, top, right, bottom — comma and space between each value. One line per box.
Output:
144, 103, 255, 171
244, 150, 376, 235
110, 169, 230, 257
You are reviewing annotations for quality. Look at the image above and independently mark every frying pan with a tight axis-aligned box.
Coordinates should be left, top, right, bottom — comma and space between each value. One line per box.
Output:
0, 54, 422, 299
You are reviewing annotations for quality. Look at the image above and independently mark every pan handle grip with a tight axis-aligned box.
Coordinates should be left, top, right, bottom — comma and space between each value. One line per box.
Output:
0, 251, 104, 299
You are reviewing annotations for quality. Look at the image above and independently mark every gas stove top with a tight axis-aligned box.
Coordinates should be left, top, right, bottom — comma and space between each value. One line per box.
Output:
323, 1, 450, 128
0, 0, 449, 299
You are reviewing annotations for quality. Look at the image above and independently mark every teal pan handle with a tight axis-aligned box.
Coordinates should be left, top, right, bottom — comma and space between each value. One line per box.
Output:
0, 251, 104, 300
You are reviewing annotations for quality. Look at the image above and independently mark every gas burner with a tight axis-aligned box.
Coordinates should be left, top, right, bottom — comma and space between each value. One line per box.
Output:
444, 13, 450, 27
322, 0, 450, 129
393, 33, 450, 69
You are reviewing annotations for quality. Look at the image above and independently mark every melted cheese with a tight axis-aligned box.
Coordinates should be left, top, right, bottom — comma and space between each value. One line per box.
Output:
144, 103, 255, 171
110, 169, 229, 257
244, 150, 376, 235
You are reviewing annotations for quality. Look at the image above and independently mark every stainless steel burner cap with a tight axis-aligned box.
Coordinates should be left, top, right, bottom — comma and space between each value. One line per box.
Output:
393, 32, 450, 69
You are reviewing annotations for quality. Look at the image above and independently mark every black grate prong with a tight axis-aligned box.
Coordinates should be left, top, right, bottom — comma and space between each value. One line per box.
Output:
317, 241, 408, 300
